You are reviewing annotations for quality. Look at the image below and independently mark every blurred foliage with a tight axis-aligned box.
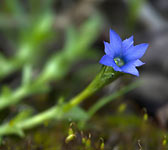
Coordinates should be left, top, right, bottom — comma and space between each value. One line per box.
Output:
0, 0, 54, 78
0, 0, 102, 109
0, 0, 167, 150
0, 0, 102, 138
0, 16, 102, 136
127, 0, 146, 29
0, 81, 137, 137
1, 107, 168, 150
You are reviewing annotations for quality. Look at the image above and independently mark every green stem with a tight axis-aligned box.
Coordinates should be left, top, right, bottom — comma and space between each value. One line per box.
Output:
0, 66, 122, 136
17, 106, 60, 129
88, 81, 140, 118
67, 66, 121, 108
0, 87, 28, 110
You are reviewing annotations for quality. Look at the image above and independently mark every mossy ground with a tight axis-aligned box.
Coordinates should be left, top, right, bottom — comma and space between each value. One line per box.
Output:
1, 111, 167, 150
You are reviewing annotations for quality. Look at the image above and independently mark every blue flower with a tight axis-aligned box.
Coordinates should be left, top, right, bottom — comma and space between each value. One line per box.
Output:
99, 29, 149, 76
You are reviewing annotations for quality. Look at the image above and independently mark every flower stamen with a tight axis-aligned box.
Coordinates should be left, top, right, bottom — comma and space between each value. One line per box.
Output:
114, 57, 124, 67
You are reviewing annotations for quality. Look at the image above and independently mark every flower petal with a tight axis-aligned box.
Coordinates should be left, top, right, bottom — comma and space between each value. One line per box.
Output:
121, 62, 139, 76
99, 55, 121, 71
109, 29, 122, 56
123, 43, 149, 62
104, 41, 114, 58
134, 59, 145, 67
122, 36, 134, 50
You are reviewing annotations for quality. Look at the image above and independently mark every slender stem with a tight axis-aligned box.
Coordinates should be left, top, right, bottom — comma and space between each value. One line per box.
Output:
19, 66, 120, 130
0, 87, 28, 110
0, 66, 122, 136
17, 106, 60, 129
88, 81, 139, 118
67, 66, 121, 108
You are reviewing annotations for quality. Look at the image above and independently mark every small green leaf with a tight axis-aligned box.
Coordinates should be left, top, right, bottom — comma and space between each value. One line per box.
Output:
63, 107, 89, 121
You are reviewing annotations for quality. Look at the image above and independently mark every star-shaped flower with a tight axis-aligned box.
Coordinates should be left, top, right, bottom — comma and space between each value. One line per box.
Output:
99, 29, 149, 76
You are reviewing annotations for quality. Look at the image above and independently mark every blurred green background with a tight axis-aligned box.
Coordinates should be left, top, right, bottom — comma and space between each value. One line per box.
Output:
0, 0, 168, 149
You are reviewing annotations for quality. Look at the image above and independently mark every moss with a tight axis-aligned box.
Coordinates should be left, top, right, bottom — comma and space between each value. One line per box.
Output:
1, 113, 168, 150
